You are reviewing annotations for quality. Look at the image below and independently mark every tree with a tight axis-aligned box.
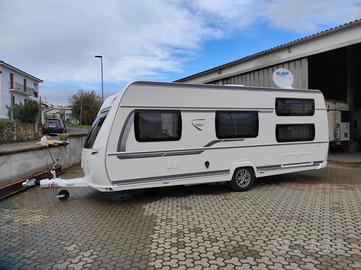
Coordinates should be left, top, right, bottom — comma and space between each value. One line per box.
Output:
69, 90, 102, 125
8, 99, 39, 123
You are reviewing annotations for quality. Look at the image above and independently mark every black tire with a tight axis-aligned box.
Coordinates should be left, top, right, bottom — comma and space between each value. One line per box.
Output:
229, 167, 255, 192
58, 190, 70, 201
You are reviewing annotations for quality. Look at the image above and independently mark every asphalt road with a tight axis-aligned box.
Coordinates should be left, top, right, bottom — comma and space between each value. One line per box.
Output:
67, 127, 89, 134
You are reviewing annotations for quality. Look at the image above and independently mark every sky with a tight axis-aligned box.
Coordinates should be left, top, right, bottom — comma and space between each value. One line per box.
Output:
0, 0, 361, 105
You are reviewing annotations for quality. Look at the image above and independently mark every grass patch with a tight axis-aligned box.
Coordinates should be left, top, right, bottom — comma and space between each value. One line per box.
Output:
0, 118, 14, 123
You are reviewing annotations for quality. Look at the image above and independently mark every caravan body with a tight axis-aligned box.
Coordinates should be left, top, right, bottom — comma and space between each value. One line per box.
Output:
78, 81, 328, 193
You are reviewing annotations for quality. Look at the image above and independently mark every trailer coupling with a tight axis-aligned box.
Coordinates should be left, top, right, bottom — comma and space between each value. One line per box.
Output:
22, 176, 88, 201
39, 178, 88, 189
40, 177, 89, 201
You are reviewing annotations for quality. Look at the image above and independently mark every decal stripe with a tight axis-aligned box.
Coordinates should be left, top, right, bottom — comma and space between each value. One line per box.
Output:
112, 169, 230, 185
257, 160, 324, 171
111, 141, 329, 160
111, 160, 324, 186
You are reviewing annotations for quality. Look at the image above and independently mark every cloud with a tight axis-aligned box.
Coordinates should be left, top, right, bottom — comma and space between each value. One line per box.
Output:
187, 0, 260, 28
263, 0, 361, 32
0, 0, 222, 84
0, 0, 360, 104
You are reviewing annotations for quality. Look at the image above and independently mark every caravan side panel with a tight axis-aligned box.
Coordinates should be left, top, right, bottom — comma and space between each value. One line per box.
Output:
101, 83, 328, 191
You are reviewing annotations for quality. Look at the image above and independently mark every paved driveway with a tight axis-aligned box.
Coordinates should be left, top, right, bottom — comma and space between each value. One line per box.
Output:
0, 163, 361, 270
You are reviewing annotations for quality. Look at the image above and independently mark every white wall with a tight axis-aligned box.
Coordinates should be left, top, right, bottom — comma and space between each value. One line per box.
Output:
0, 65, 40, 118
0, 134, 87, 184
216, 58, 308, 89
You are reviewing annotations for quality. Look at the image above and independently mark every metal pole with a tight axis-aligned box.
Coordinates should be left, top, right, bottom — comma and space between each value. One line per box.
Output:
100, 57, 104, 102
39, 96, 42, 124
10, 93, 14, 121
79, 91, 83, 126
95, 55, 104, 102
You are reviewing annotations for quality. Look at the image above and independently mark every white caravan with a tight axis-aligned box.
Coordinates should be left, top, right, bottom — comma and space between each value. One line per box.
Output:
38, 81, 329, 200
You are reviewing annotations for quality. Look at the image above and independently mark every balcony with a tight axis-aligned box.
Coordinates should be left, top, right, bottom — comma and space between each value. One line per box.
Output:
9, 82, 37, 97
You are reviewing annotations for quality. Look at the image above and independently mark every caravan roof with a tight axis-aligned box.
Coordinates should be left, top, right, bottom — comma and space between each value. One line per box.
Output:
117, 81, 325, 110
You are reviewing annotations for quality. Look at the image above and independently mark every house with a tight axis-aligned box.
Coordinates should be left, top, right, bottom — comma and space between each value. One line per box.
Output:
41, 101, 76, 124
177, 19, 361, 152
0, 60, 43, 119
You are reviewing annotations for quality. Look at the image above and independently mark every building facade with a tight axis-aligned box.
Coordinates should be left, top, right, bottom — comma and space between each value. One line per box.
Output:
41, 101, 75, 124
177, 20, 361, 152
0, 61, 43, 118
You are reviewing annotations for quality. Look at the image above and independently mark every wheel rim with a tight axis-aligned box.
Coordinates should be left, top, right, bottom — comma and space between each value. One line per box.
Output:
235, 169, 251, 188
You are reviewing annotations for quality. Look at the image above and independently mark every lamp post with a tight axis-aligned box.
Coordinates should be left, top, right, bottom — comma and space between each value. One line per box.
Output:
95, 55, 104, 102
10, 93, 14, 121
79, 90, 83, 126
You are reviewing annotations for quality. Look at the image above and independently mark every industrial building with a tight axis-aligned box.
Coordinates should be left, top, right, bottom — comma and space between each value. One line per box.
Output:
177, 20, 361, 152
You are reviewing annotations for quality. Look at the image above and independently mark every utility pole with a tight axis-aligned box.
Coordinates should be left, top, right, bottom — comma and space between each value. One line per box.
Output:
79, 91, 83, 125
39, 96, 42, 124
10, 93, 14, 121
95, 55, 104, 102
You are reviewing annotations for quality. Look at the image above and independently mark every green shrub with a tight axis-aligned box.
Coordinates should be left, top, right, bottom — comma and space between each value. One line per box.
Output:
69, 90, 102, 125
8, 100, 39, 123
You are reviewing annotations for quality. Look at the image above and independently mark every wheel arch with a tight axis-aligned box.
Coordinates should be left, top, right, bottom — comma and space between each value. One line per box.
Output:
229, 161, 258, 179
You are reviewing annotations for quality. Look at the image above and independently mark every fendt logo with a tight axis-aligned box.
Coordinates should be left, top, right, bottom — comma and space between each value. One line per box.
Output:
191, 119, 205, 131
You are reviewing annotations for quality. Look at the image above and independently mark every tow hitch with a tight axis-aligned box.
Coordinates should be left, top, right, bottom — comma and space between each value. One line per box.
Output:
22, 160, 88, 201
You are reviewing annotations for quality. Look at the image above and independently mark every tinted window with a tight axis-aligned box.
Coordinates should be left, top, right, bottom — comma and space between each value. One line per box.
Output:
48, 119, 61, 124
84, 111, 108, 149
134, 110, 181, 142
276, 124, 315, 142
276, 98, 315, 116
216, 111, 258, 139
47, 119, 62, 127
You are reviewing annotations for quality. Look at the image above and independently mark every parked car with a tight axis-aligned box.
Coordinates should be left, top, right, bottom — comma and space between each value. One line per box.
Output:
43, 118, 67, 135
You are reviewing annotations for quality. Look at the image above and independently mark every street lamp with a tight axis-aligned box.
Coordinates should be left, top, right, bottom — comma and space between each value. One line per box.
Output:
79, 90, 83, 126
95, 55, 104, 102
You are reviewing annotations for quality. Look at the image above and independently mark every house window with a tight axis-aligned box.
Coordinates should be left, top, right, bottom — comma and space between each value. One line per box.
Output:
276, 124, 315, 142
276, 98, 315, 116
12, 95, 15, 106
23, 79, 27, 92
10, 73, 14, 88
215, 111, 258, 139
134, 110, 181, 142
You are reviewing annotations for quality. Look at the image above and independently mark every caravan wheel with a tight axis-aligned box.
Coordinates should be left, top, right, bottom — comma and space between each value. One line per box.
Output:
57, 190, 70, 201
230, 167, 255, 192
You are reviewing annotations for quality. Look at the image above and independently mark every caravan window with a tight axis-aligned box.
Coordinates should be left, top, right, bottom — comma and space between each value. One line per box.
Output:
84, 110, 109, 149
216, 111, 258, 139
135, 110, 181, 142
276, 124, 315, 142
276, 98, 315, 116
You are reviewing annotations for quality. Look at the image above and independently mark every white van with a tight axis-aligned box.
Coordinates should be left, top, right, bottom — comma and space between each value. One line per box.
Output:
39, 81, 329, 200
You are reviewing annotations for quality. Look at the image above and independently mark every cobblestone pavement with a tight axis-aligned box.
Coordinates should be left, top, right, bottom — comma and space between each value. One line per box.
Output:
1, 162, 361, 270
